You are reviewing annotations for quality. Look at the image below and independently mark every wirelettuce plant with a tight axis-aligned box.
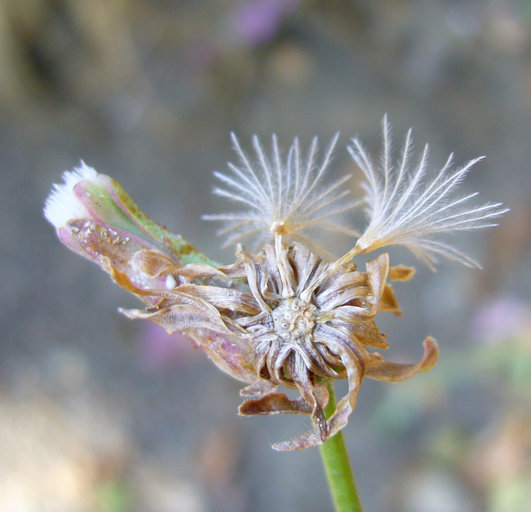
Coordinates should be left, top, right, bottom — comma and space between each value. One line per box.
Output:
44, 116, 507, 510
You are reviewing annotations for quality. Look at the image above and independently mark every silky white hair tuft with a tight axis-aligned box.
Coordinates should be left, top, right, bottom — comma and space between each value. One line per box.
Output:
349, 115, 509, 268
203, 133, 359, 256
44, 161, 98, 229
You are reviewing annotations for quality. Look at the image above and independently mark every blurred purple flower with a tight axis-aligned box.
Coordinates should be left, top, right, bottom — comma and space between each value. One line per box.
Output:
470, 296, 531, 344
139, 323, 200, 371
234, 0, 300, 46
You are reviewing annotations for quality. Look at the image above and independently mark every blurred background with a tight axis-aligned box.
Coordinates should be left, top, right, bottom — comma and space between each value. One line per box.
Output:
1, 1, 530, 511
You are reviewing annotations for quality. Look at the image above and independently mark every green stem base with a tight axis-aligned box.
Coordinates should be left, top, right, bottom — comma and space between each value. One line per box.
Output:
319, 380, 363, 512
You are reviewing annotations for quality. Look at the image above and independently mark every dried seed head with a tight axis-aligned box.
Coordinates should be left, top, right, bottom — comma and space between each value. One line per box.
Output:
223, 240, 438, 450
43, 117, 508, 451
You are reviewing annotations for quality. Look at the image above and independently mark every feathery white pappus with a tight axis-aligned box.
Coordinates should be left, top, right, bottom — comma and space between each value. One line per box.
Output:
349, 116, 509, 268
202, 132, 360, 257
205, 117, 508, 269
43, 161, 98, 230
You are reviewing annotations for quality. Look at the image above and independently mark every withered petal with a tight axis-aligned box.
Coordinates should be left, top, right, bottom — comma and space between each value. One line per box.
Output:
293, 371, 328, 443
273, 236, 296, 297
291, 243, 324, 294
273, 342, 364, 451
131, 249, 176, 277
108, 263, 243, 337
65, 221, 173, 303
109, 259, 179, 301
314, 270, 366, 308
237, 246, 272, 313
121, 307, 257, 382
178, 263, 228, 280
187, 329, 256, 384
132, 250, 228, 281
270, 380, 330, 451
262, 244, 282, 290
379, 283, 402, 315
218, 258, 247, 279
239, 392, 313, 416
240, 379, 277, 397
340, 320, 389, 349
365, 252, 390, 312
364, 337, 439, 382
389, 264, 415, 281
236, 311, 270, 328
120, 304, 225, 333
176, 284, 260, 316
326, 346, 363, 440
317, 285, 370, 311
320, 304, 374, 323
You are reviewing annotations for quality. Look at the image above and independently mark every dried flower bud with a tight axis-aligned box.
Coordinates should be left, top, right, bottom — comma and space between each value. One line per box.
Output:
44, 162, 217, 305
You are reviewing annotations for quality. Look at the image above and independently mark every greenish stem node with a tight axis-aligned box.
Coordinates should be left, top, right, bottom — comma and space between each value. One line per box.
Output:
319, 380, 363, 512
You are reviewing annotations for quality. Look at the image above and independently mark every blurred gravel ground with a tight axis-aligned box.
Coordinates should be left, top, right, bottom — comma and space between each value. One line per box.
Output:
1, 1, 530, 511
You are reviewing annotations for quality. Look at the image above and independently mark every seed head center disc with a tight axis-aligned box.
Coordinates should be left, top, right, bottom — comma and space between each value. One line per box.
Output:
272, 298, 317, 343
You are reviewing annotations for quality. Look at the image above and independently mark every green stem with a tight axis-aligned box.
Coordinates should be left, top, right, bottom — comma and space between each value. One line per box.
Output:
319, 380, 363, 512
